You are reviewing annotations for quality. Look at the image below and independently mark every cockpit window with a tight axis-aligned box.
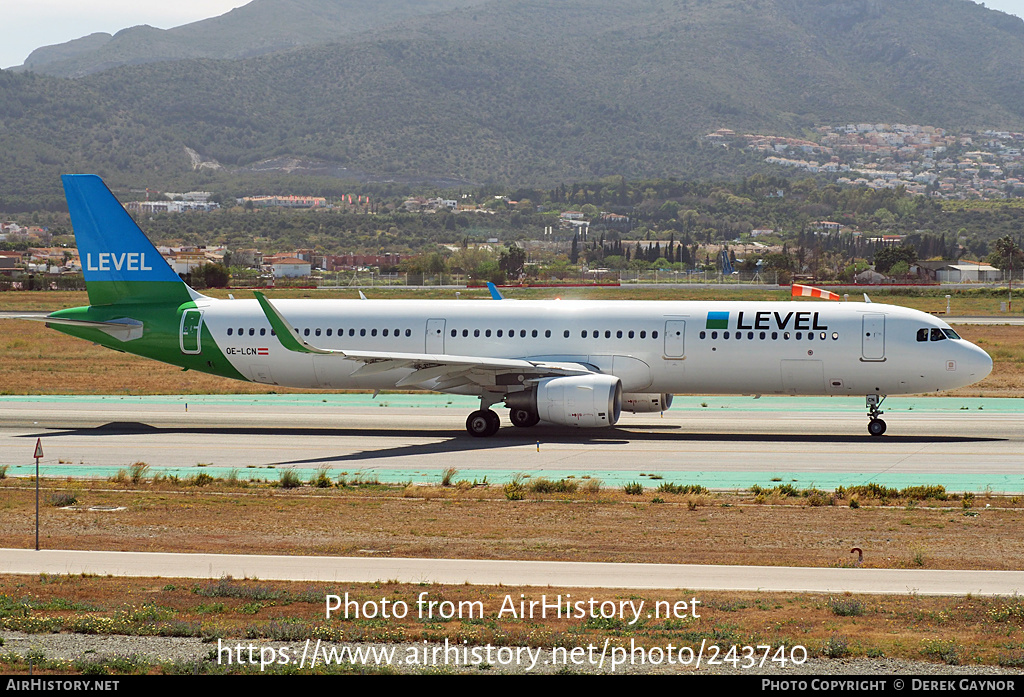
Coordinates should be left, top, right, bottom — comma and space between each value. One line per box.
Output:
916, 328, 929, 342
930, 328, 946, 341
943, 328, 961, 340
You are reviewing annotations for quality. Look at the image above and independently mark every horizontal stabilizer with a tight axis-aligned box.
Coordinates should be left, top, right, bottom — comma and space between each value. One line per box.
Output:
11, 314, 144, 341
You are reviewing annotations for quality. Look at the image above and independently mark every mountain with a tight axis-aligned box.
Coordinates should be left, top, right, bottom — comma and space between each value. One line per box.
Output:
15, 0, 490, 78
4, 0, 1024, 208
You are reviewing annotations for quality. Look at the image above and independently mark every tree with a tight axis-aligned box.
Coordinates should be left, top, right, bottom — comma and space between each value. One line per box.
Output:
987, 235, 1024, 272
873, 245, 917, 274
498, 243, 526, 279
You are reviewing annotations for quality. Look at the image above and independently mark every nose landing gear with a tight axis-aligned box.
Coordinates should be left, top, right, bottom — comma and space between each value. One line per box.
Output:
866, 394, 887, 436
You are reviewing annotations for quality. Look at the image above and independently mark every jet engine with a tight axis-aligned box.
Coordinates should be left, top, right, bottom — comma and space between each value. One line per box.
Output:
621, 393, 674, 413
506, 374, 622, 427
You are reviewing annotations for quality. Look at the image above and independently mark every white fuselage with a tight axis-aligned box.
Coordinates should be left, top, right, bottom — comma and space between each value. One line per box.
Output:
195, 298, 992, 398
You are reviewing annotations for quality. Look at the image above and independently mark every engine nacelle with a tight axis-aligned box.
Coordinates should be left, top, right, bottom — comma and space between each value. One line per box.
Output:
506, 374, 622, 427
621, 393, 674, 413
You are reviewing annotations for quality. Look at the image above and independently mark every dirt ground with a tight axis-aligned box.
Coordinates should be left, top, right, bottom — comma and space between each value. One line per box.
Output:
3, 480, 1024, 672
0, 480, 1019, 570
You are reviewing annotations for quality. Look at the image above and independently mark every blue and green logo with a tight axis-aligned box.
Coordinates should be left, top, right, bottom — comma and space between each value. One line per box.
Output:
706, 311, 729, 329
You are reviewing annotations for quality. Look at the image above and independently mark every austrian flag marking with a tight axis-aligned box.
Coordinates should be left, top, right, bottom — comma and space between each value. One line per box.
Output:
257, 348, 269, 356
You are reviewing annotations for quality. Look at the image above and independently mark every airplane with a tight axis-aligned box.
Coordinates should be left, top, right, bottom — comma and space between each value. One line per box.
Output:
11, 175, 993, 438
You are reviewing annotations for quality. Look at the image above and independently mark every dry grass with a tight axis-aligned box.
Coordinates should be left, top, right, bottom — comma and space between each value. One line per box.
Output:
3, 480, 1024, 669
4, 574, 1024, 669
0, 478, 1020, 569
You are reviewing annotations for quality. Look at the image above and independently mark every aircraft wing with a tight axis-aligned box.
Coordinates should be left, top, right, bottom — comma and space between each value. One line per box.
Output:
253, 291, 594, 389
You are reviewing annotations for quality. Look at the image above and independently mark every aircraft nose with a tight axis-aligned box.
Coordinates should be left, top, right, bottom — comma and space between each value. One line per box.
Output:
965, 342, 993, 382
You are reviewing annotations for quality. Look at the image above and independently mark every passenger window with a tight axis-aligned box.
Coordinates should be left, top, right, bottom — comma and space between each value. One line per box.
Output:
463, 329, 469, 337
520, 330, 526, 338
700, 331, 706, 339
564, 330, 569, 338
360, 329, 366, 337
485, 329, 491, 337
533, 330, 538, 338
759, 332, 765, 340
227, 328, 233, 336
617, 330, 623, 338
917, 328, 929, 342
382, 329, 388, 337
747, 332, 754, 339
582, 330, 588, 338
784, 332, 790, 340
545, 330, 551, 338
474, 329, 480, 337
451, 329, 457, 337
930, 328, 946, 341
653, 331, 659, 339
604, 330, 611, 338
260, 328, 266, 336
795, 332, 802, 340
405, 329, 411, 337
315, 328, 321, 336
497, 330, 503, 337
304, 328, 310, 336
772, 332, 778, 340
326, 329, 332, 336
628, 330, 635, 339
640, 331, 646, 339
711, 331, 718, 339
724, 331, 730, 339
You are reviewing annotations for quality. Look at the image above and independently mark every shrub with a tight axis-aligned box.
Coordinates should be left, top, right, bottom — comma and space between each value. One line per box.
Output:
129, 462, 150, 485
278, 470, 302, 489
48, 492, 77, 507
528, 478, 578, 493
827, 597, 865, 616
441, 467, 458, 487
821, 635, 850, 658
310, 467, 332, 488
504, 474, 527, 501
191, 472, 214, 487
623, 482, 644, 495
657, 483, 708, 495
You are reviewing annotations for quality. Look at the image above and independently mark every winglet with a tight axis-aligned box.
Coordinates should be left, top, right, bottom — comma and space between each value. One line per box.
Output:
486, 282, 504, 300
253, 291, 327, 354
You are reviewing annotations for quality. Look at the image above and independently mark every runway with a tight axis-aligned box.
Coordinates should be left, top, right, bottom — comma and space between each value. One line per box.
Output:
1, 394, 1022, 491
3, 548, 1024, 596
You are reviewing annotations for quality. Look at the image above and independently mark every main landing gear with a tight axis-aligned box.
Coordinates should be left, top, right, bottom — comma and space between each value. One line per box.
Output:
466, 393, 542, 437
866, 394, 887, 436
466, 409, 501, 437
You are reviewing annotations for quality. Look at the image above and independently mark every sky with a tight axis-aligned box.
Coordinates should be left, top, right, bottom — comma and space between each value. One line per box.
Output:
4, 0, 1024, 70
1, 1, 250, 69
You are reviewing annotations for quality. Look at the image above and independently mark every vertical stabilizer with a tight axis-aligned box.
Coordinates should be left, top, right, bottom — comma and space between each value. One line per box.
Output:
62, 174, 197, 305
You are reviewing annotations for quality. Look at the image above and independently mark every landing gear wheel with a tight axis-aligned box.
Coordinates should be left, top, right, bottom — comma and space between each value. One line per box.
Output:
866, 394, 887, 437
466, 409, 501, 437
510, 408, 540, 428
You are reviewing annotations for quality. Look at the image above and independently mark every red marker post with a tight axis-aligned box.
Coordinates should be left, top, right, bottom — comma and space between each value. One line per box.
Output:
33, 438, 43, 550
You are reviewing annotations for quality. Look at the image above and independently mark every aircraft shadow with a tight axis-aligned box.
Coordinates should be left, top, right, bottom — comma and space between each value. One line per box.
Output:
21, 421, 1002, 467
